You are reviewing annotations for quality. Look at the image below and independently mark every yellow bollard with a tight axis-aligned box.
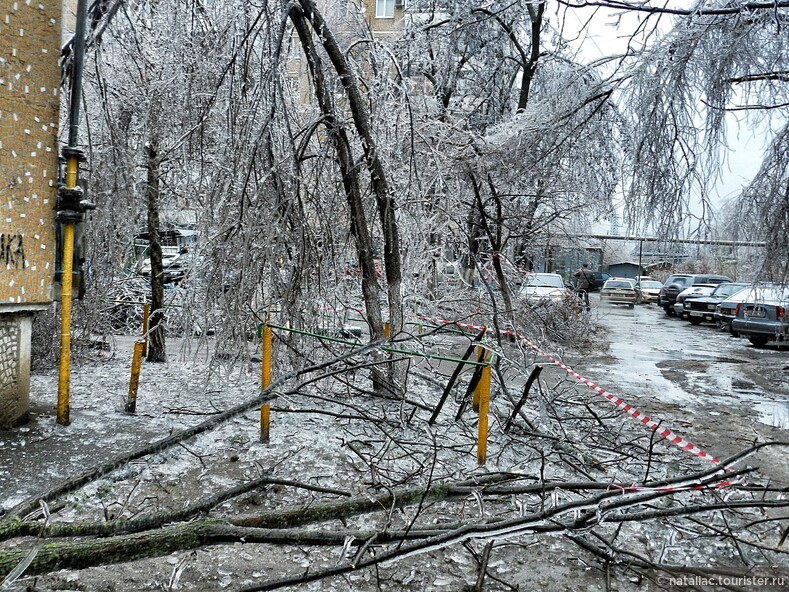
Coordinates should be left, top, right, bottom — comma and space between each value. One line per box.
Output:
260, 324, 272, 443
260, 404, 270, 444
384, 322, 391, 338
142, 303, 150, 358
126, 341, 145, 413
477, 362, 491, 466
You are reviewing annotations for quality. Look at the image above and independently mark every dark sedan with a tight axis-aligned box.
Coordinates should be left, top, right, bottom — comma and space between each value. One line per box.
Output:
684, 282, 750, 325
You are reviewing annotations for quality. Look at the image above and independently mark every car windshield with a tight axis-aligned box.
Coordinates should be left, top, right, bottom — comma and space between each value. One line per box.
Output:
525, 274, 564, 288
638, 281, 662, 289
713, 283, 748, 298
605, 280, 633, 289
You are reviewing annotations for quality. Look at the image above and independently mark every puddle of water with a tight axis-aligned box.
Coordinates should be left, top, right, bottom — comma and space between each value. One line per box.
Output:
754, 401, 789, 429
587, 303, 788, 421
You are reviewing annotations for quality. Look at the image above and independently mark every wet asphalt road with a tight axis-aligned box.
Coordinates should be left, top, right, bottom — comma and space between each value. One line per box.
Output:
581, 293, 789, 465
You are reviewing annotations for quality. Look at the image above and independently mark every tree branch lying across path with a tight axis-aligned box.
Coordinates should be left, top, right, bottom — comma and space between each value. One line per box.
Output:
1, 443, 786, 585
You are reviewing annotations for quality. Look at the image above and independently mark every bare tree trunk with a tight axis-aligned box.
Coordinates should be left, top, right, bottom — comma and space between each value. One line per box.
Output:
289, 9, 391, 393
519, 2, 544, 111
463, 206, 483, 287
296, 0, 403, 338
288, 6, 385, 343
473, 4, 543, 113
145, 139, 166, 363
515, 180, 544, 270
289, 2, 406, 393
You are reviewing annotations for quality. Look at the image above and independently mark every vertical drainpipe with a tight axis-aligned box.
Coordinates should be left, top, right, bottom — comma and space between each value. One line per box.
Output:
56, 0, 90, 426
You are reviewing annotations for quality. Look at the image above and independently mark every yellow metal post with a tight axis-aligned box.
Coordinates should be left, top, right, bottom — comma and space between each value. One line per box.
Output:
125, 341, 145, 413
260, 324, 272, 443
142, 303, 150, 357
384, 322, 391, 338
477, 361, 491, 466
56, 156, 80, 426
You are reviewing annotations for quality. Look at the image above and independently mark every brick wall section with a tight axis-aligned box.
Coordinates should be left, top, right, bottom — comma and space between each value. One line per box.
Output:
0, 0, 61, 307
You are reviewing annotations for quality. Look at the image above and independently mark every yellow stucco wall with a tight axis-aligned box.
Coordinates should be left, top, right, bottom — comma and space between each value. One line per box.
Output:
0, 0, 61, 308
363, 0, 404, 36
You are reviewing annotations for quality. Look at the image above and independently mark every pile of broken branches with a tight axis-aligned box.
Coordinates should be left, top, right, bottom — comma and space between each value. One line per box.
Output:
2, 323, 788, 591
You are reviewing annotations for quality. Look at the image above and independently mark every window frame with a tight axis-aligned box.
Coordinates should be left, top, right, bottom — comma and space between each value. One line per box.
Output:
375, 0, 395, 18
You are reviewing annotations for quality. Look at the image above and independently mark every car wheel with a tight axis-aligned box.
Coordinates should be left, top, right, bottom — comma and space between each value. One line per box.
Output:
747, 334, 769, 347
628, 303, 634, 309
664, 306, 675, 316
729, 326, 740, 338
688, 317, 703, 325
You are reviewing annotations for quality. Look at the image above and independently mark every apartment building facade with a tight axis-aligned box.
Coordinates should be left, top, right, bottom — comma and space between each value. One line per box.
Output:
0, 1, 61, 426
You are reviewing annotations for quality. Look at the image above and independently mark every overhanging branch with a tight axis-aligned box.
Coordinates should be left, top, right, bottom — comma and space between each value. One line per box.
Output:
557, 0, 789, 16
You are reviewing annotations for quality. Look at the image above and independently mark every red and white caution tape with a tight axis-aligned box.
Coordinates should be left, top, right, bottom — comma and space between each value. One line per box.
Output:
415, 314, 722, 467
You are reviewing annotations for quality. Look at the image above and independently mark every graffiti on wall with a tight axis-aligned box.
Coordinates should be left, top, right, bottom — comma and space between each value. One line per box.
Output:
0, 234, 26, 269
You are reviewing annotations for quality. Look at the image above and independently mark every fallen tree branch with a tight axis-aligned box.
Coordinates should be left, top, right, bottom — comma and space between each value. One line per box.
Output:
0, 473, 514, 542
1, 439, 772, 544
567, 532, 788, 590
0, 461, 765, 582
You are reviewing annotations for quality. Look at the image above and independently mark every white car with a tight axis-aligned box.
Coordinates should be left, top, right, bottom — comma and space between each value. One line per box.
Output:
519, 273, 569, 304
600, 278, 637, 308
634, 279, 663, 303
672, 284, 718, 318
136, 246, 192, 284
730, 284, 789, 346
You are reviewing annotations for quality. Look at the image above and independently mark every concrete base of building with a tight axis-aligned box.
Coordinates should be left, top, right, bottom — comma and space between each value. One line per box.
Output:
0, 313, 33, 429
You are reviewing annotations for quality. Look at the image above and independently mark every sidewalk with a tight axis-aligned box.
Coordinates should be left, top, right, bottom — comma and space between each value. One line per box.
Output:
0, 336, 253, 513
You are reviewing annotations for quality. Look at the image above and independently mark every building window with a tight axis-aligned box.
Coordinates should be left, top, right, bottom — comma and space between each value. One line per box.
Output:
376, 0, 394, 18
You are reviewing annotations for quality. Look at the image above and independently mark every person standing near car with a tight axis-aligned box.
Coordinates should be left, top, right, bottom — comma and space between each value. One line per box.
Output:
573, 263, 594, 311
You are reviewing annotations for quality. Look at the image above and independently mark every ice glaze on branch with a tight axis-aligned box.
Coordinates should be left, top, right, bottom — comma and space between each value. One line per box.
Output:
557, 0, 789, 16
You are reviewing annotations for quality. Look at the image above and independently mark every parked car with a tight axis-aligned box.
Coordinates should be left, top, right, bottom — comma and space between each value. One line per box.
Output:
658, 273, 732, 315
683, 282, 750, 325
715, 285, 766, 335
520, 273, 570, 304
672, 284, 719, 318
634, 279, 663, 304
571, 270, 610, 292
730, 285, 789, 347
137, 246, 193, 284
589, 271, 611, 291
600, 278, 637, 308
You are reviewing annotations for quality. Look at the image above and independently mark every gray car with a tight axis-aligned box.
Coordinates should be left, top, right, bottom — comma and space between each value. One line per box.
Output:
730, 284, 789, 347
658, 273, 732, 315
